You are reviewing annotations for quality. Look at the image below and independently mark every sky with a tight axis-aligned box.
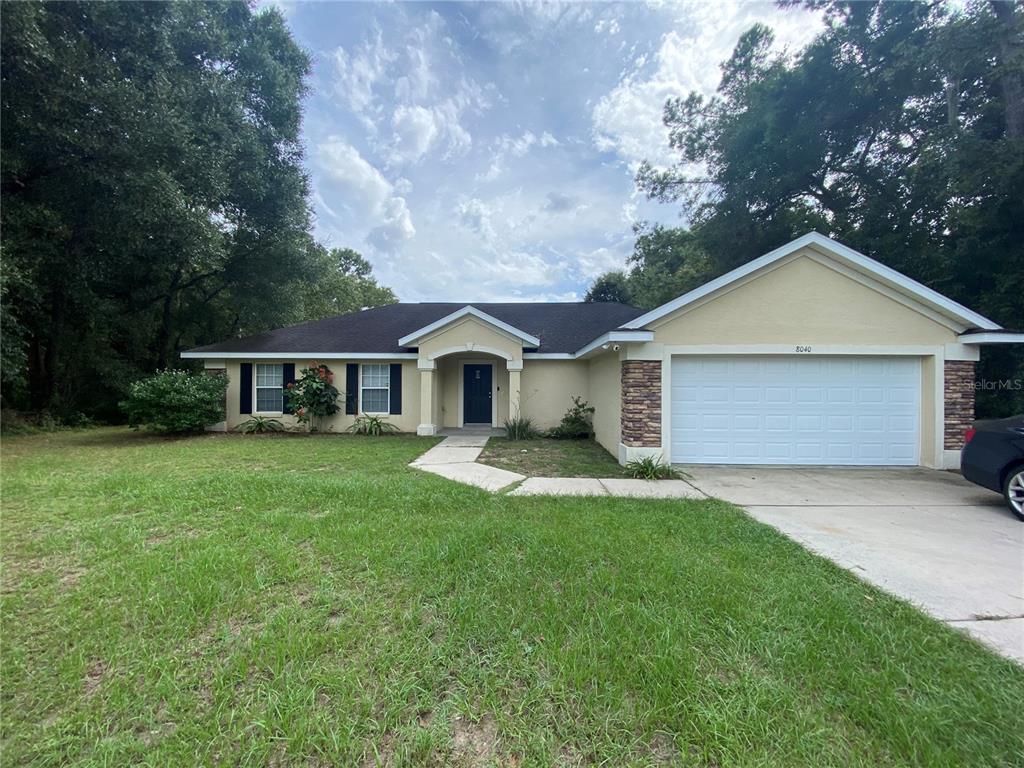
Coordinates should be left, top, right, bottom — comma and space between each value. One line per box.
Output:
263, 1, 823, 303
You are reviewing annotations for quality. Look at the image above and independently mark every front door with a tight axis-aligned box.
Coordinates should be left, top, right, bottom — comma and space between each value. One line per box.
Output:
463, 364, 493, 425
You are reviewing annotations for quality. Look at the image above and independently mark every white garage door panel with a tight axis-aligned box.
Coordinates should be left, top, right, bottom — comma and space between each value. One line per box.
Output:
670, 356, 920, 465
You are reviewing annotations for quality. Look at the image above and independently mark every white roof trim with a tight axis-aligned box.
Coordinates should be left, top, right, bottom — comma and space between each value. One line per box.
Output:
622, 232, 1001, 332
181, 352, 419, 360
958, 332, 1024, 345
397, 305, 541, 347
575, 330, 654, 358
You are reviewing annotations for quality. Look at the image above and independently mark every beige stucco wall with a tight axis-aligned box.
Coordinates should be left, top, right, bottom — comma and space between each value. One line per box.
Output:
216, 359, 420, 433
519, 360, 590, 429
588, 351, 621, 456
651, 252, 960, 346
418, 317, 524, 362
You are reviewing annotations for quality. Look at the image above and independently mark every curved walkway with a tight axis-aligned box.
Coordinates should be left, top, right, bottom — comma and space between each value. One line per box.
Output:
411, 435, 705, 498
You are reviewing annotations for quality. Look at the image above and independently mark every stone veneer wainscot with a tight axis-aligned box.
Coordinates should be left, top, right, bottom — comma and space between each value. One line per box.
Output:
943, 360, 976, 450
621, 360, 661, 447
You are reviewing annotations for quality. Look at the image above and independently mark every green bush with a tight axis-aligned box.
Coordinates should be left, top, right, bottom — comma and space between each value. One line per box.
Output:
548, 395, 595, 439
626, 455, 677, 480
348, 414, 399, 436
503, 415, 539, 440
287, 362, 340, 431
238, 415, 284, 434
121, 369, 226, 434
0, 409, 95, 435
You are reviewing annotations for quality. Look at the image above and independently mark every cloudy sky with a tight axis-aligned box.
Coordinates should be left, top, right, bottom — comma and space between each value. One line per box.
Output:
268, 1, 822, 302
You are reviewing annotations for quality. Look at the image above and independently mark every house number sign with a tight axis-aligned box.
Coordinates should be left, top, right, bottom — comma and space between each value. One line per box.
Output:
795, 345, 813, 353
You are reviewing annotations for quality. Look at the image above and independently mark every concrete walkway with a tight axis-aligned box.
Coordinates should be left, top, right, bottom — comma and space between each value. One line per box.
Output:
411, 435, 704, 498
411, 435, 526, 492
511, 476, 704, 498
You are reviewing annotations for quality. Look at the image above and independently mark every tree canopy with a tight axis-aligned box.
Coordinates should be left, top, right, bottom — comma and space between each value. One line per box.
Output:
1, 1, 395, 420
591, 0, 1024, 416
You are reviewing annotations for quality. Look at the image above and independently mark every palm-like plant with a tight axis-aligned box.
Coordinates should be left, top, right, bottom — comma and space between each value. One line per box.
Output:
348, 414, 399, 436
626, 455, 676, 480
238, 415, 284, 434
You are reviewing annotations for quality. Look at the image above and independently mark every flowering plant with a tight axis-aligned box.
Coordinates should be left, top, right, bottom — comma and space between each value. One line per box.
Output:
287, 362, 340, 431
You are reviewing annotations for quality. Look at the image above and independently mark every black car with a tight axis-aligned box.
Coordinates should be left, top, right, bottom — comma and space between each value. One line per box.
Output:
960, 415, 1024, 520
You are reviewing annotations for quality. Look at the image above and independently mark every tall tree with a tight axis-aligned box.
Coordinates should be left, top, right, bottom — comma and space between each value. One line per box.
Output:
633, 0, 1024, 416
584, 271, 631, 304
299, 247, 398, 321
585, 223, 712, 309
1, 2, 395, 419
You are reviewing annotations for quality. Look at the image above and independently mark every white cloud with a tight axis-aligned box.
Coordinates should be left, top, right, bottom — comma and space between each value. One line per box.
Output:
367, 196, 416, 251
331, 30, 395, 132
454, 197, 498, 244
332, 15, 492, 164
477, 130, 560, 181
316, 137, 415, 250
594, 18, 621, 35
543, 191, 587, 215
592, 1, 822, 169
390, 105, 440, 163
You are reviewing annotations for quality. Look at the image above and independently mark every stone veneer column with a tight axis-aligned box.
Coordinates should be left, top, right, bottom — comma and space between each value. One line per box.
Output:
621, 360, 662, 447
943, 360, 976, 450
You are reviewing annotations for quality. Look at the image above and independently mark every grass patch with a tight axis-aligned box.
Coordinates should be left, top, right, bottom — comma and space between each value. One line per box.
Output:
478, 436, 626, 478
2, 428, 1022, 766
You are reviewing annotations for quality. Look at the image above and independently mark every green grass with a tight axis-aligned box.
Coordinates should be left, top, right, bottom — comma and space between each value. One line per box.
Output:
477, 437, 627, 478
2, 428, 1022, 767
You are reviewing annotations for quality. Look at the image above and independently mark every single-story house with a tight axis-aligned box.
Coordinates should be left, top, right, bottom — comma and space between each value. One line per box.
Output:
183, 233, 1022, 469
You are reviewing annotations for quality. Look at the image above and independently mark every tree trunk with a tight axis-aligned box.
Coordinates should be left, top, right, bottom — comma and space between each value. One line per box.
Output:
155, 267, 182, 369
991, 0, 1024, 139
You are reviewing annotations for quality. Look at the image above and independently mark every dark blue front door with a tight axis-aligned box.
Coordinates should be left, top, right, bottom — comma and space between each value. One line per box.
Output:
463, 364, 492, 424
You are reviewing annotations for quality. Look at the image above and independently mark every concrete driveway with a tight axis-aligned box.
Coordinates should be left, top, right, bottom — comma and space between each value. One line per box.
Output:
681, 466, 1024, 663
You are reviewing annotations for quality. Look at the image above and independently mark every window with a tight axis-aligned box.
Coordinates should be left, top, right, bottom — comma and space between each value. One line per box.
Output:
255, 364, 283, 412
361, 364, 389, 413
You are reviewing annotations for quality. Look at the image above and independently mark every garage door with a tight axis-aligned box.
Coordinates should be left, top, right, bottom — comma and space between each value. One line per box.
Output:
670, 356, 920, 465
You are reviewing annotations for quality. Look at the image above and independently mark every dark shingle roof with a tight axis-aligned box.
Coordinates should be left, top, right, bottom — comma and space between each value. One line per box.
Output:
186, 302, 646, 356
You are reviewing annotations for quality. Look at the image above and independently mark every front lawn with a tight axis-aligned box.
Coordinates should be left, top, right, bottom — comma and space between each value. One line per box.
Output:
2, 428, 1022, 766
477, 436, 626, 477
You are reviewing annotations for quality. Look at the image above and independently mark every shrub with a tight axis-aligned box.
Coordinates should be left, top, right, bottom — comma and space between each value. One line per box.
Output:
626, 455, 677, 480
238, 415, 284, 434
287, 362, 341, 431
503, 415, 539, 440
0, 409, 95, 435
548, 395, 595, 439
121, 369, 226, 434
348, 414, 399, 436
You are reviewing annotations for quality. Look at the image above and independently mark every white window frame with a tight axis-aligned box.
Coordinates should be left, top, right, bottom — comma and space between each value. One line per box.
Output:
254, 363, 284, 414
360, 363, 390, 415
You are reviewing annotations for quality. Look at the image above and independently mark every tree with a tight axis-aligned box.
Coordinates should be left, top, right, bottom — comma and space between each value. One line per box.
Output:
1, 2, 396, 420
584, 271, 631, 304
300, 247, 397, 321
585, 223, 713, 310
634, 0, 1024, 415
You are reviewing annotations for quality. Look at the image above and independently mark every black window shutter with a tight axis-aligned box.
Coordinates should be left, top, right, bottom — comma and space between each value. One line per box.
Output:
389, 363, 402, 414
345, 363, 359, 414
282, 363, 296, 414
239, 363, 253, 415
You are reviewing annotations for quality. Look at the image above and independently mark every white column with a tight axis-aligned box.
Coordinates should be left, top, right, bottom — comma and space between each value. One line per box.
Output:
417, 360, 436, 436
507, 360, 522, 419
